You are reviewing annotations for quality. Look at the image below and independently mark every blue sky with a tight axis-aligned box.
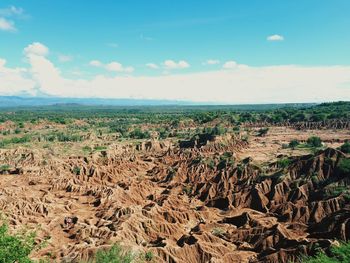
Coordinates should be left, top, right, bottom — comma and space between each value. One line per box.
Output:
0, 1, 350, 102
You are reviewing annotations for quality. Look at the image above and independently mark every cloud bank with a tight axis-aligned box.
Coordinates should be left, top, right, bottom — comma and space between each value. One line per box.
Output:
0, 42, 349, 103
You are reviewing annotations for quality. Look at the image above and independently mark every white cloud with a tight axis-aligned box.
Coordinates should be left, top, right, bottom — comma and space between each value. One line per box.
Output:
89, 60, 134, 73
267, 34, 284, 41
223, 60, 237, 69
0, 6, 24, 17
223, 60, 249, 70
58, 55, 72, 62
89, 60, 102, 67
106, 62, 134, 73
203, 59, 220, 65
163, 60, 190, 69
146, 63, 159, 69
0, 58, 36, 95
1, 43, 350, 103
105, 62, 123, 72
0, 58, 6, 67
0, 17, 16, 31
0, 6, 27, 32
24, 42, 49, 56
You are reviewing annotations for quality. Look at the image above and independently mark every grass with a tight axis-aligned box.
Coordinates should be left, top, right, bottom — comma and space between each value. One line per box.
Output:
277, 158, 291, 169
93, 244, 134, 263
0, 219, 36, 263
0, 135, 31, 148
0, 164, 10, 172
303, 242, 350, 263
212, 227, 225, 237
94, 146, 107, 151
144, 251, 153, 262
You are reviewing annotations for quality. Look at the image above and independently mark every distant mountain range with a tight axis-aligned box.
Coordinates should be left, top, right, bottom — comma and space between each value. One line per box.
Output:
0, 96, 316, 109
0, 96, 197, 107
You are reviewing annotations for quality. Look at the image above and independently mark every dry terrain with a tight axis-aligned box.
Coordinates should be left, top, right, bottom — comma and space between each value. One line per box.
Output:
1, 119, 350, 262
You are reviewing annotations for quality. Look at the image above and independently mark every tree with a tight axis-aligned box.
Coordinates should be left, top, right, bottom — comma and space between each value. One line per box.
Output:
307, 136, 322, 148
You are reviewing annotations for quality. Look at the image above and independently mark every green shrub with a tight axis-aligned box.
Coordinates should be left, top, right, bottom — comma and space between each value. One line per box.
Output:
72, 166, 81, 175
0, 220, 36, 263
0, 164, 10, 172
277, 158, 291, 169
0, 135, 31, 148
303, 242, 350, 263
94, 146, 107, 151
94, 243, 133, 263
82, 146, 92, 152
337, 158, 350, 176
218, 152, 235, 169
205, 158, 215, 169
129, 128, 151, 139
340, 142, 350, 154
212, 227, 225, 236
289, 139, 300, 149
212, 124, 226, 136
144, 251, 154, 261
257, 128, 269, 137
307, 136, 322, 148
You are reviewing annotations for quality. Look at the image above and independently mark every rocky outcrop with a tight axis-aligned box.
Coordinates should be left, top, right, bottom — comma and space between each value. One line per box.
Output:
0, 142, 349, 262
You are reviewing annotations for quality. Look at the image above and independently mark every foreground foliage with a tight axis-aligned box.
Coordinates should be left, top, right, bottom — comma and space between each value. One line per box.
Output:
0, 221, 36, 263
303, 242, 350, 263
93, 244, 134, 263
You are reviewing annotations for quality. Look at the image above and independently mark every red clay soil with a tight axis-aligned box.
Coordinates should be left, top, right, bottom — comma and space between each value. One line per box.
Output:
0, 136, 349, 262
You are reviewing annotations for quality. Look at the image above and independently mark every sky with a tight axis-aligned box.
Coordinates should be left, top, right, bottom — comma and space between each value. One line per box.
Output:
0, 0, 350, 103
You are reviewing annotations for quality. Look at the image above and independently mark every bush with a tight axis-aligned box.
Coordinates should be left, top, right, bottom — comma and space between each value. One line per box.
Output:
307, 136, 322, 148
0, 135, 31, 148
0, 220, 36, 263
277, 158, 291, 169
289, 139, 300, 149
212, 124, 226, 136
212, 227, 225, 236
129, 128, 151, 139
94, 243, 134, 263
144, 251, 154, 261
303, 242, 350, 263
257, 128, 269, 137
0, 164, 10, 172
82, 146, 92, 152
337, 158, 350, 176
72, 166, 81, 175
340, 142, 350, 154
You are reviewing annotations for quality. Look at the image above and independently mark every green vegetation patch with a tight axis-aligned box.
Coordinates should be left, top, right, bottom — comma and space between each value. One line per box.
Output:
303, 242, 350, 263
0, 221, 36, 263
